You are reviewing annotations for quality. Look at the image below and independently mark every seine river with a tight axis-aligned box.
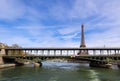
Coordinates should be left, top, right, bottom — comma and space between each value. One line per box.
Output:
0, 62, 120, 81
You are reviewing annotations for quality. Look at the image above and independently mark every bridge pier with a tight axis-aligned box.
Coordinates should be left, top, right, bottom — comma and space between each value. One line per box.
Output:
0, 48, 6, 55
0, 48, 6, 64
118, 64, 120, 68
34, 62, 42, 67
89, 61, 112, 68
0, 56, 4, 64
117, 62, 120, 68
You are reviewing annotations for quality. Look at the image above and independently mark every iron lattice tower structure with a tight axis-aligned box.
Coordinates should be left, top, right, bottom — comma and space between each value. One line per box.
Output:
80, 24, 86, 48
78, 24, 88, 55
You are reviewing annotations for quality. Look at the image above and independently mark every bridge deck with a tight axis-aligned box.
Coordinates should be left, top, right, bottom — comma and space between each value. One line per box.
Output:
2, 47, 120, 50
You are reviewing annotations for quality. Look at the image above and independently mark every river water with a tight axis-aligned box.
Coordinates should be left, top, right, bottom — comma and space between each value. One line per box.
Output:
0, 61, 120, 81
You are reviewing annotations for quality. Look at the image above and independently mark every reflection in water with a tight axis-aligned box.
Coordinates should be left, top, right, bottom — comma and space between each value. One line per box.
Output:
0, 61, 120, 81
88, 70, 100, 81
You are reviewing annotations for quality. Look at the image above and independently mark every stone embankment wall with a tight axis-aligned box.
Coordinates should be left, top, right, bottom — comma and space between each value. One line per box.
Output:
0, 56, 4, 64
0, 64, 16, 69
0, 49, 16, 69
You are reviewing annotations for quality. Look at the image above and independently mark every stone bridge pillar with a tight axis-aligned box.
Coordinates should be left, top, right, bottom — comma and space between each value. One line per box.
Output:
0, 45, 6, 64
0, 48, 6, 55
0, 56, 4, 64
0, 44, 6, 55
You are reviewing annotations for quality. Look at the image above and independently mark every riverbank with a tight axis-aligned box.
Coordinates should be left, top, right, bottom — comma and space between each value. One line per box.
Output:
0, 64, 16, 69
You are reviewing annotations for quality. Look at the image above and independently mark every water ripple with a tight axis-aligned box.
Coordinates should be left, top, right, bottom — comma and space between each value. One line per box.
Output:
88, 70, 101, 81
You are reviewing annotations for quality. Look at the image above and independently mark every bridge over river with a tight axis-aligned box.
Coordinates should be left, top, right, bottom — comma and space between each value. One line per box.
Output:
0, 47, 120, 68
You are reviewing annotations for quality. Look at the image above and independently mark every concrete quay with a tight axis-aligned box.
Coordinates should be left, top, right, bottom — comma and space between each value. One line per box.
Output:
0, 64, 16, 69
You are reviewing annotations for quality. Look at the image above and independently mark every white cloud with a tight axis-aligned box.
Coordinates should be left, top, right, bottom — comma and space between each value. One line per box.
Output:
0, 0, 26, 20
58, 26, 80, 35
86, 25, 120, 47
16, 25, 44, 36
69, 0, 97, 19
101, 0, 120, 20
0, 0, 44, 22
61, 33, 78, 40
0, 26, 10, 33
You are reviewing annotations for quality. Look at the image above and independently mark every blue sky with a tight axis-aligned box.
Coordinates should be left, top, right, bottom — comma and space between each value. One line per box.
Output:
0, 0, 120, 47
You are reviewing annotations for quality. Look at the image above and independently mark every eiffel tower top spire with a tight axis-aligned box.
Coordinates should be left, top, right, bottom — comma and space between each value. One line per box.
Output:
80, 24, 86, 48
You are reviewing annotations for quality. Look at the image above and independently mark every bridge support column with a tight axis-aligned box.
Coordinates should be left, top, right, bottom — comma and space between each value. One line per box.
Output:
100, 50, 102, 55
0, 48, 5, 64
60, 50, 62, 56
0, 56, 4, 64
118, 64, 120, 68
41, 50, 43, 55
34, 62, 42, 67
54, 50, 56, 56
0, 48, 6, 55
107, 50, 109, 55
32, 57, 42, 67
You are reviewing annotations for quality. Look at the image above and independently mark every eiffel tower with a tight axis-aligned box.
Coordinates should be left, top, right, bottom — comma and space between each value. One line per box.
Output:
78, 24, 88, 55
